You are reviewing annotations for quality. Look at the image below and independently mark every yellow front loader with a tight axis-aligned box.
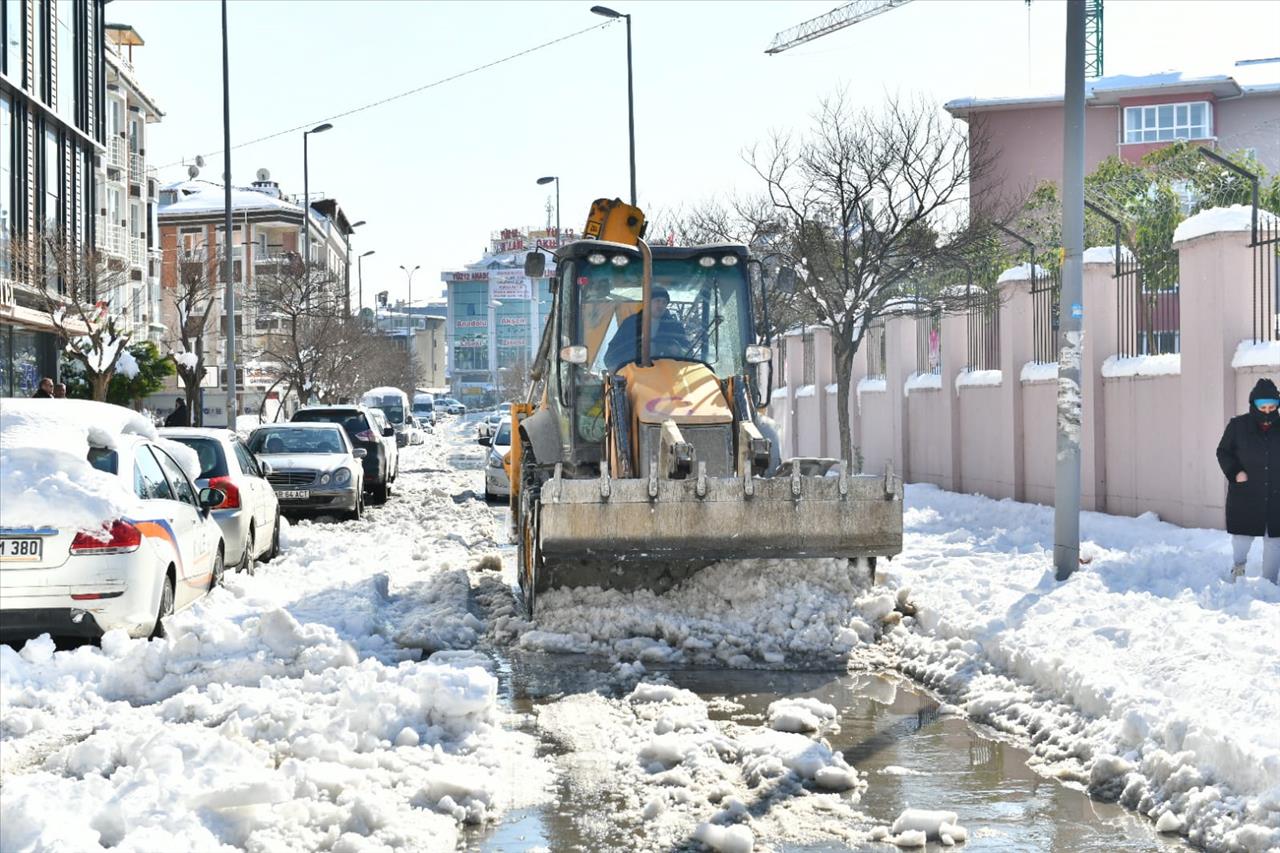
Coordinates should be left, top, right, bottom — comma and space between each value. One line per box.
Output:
507, 199, 902, 616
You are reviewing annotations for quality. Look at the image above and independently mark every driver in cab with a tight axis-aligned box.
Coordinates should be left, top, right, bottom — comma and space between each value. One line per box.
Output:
604, 285, 691, 372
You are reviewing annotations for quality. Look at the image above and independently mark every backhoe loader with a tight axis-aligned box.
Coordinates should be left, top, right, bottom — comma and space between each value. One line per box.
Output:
508, 199, 902, 616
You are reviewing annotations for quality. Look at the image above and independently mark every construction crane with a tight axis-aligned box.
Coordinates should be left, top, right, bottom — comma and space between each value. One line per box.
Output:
765, 0, 916, 55
767, 0, 1103, 78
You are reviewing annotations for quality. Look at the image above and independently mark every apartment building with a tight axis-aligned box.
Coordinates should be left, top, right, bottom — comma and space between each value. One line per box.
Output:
0, 0, 105, 395
155, 175, 355, 419
375, 303, 446, 390
98, 22, 163, 344
946, 58, 1280, 216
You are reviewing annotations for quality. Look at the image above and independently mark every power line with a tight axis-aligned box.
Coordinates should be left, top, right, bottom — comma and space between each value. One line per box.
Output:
159, 19, 615, 172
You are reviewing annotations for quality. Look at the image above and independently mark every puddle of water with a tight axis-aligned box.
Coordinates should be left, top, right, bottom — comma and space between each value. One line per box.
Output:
466, 655, 1187, 852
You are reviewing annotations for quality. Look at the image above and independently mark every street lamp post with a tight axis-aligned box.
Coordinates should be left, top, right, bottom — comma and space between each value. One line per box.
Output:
221, 0, 235, 430
358, 250, 375, 323
590, 5, 635, 205
536, 175, 560, 243
345, 218, 365, 315
399, 263, 421, 318
301, 122, 333, 286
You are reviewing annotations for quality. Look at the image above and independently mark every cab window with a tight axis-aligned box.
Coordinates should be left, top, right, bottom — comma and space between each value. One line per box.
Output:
152, 447, 199, 507
134, 446, 174, 501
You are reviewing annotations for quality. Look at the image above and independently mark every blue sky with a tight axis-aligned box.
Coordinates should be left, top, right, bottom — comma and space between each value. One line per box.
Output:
110, 0, 1280, 308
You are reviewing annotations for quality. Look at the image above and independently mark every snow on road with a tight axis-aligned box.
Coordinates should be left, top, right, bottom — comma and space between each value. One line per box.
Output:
0, 432, 550, 853
3, 416, 1277, 852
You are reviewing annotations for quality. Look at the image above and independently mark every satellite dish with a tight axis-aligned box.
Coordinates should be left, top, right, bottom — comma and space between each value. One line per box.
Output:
256, 168, 271, 182
187, 165, 199, 179
195, 155, 206, 168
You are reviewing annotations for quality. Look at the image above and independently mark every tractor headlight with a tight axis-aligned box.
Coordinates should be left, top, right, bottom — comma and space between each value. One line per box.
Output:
334, 468, 351, 486
721, 255, 739, 267
587, 252, 607, 266
698, 256, 717, 268
609, 254, 630, 267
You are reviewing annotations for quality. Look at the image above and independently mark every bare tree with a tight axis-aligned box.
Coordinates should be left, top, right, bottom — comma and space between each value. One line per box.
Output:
13, 233, 137, 401
748, 93, 996, 468
496, 350, 530, 404
164, 246, 222, 424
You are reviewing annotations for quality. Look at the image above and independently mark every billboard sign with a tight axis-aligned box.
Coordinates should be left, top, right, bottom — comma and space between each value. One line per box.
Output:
491, 269, 530, 300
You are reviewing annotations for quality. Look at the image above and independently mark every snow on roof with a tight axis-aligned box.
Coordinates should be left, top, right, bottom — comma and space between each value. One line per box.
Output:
946, 62, 1279, 115
1172, 204, 1280, 244
1, 400, 154, 532
158, 180, 302, 217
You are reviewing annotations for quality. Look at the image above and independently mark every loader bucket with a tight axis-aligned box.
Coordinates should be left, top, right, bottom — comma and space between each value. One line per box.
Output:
528, 465, 903, 594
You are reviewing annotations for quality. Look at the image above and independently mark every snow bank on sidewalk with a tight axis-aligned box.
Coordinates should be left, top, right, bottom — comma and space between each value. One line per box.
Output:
887, 483, 1280, 851
502, 557, 896, 668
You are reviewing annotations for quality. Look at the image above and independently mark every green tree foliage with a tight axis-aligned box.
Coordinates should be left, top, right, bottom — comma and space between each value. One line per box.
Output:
61, 341, 174, 407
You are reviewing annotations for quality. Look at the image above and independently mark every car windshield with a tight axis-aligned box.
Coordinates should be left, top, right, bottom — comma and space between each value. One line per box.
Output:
248, 427, 345, 455
293, 409, 369, 437
364, 396, 405, 425
572, 253, 752, 377
412, 403, 432, 414
493, 422, 512, 446
167, 437, 227, 479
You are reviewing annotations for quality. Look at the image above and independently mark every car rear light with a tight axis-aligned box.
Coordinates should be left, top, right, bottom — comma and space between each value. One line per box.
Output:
208, 475, 241, 509
70, 590, 125, 601
355, 430, 376, 442
70, 520, 142, 555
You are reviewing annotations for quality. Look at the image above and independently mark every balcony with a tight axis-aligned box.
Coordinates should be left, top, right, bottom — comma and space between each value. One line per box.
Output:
106, 136, 126, 172
97, 217, 127, 258
129, 237, 145, 268
128, 152, 144, 182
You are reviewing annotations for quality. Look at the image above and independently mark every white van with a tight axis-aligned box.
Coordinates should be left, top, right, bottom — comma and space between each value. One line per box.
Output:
361, 387, 411, 447
412, 392, 436, 427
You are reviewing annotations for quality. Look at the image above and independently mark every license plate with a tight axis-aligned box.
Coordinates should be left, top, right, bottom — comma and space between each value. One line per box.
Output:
278, 490, 310, 500
0, 537, 43, 562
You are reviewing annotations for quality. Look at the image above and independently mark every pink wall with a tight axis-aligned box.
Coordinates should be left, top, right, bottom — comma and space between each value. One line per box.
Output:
1218, 93, 1280, 169
859, 389, 894, 476
1102, 375, 1184, 521
906, 389, 948, 488
1021, 380, 1057, 506
958, 384, 1014, 499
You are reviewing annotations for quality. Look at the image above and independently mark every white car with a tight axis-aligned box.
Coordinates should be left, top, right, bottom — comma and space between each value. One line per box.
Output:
1, 432, 227, 640
405, 415, 426, 445
162, 428, 281, 575
484, 417, 512, 501
247, 423, 366, 520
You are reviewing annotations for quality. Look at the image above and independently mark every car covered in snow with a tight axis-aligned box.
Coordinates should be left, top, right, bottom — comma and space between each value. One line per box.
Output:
161, 427, 281, 574
0, 400, 228, 640
484, 416, 513, 501
247, 423, 366, 520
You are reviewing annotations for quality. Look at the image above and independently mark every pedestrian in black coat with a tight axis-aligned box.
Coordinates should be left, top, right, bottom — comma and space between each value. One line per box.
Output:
30, 377, 53, 398
164, 398, 190, 428
1217, 377, 1280, 583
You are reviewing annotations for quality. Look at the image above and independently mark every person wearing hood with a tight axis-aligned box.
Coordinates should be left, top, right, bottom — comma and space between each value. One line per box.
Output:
1217, 377, 1280, 583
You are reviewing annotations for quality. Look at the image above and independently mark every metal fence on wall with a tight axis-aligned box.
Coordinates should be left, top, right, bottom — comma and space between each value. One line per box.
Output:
865, 322, 886, 379
1252, 207, 1280, 343
1031, 263, 1061, 364
1116, 247, 1181, 357
915, 307, 941, 375
966, 289, 1000, 371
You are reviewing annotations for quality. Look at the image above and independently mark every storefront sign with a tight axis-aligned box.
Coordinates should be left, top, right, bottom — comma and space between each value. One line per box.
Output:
441, 270, 490, 282
491, 269, 530, 300
498, 316, 527, 326
456, 319, 487, 328
455, 338, 487, 348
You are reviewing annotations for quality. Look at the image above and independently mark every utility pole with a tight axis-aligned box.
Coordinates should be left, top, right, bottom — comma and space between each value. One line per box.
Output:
221, 0, 236, 430
1055, 0, 1086, 580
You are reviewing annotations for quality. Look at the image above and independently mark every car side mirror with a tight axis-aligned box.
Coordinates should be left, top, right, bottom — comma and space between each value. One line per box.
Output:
479, 436, 491, 446
198, 487, 225, 511
259, 460, 273, 477
524, 251, 545, 277
382, 427, 395, 437
353, 447, 368, 459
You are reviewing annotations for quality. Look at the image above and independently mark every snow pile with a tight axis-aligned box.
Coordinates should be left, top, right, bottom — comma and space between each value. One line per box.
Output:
766, 697, 839, 734
1020, 361, 1058, 383
905, 372, 942, 393
877, 808, 967, 847
886, 483, 1280, 851
504, 558, 897, 668
997, 263, 1045, 284
955, 369, 1001, 392
1173, 204, 1279, 244
1232, 338, 1280, 369
114, 348, 139, 379
536, 681, 867, 851
0, 399, 156, 532
1083, 245, 1135, 265
1101, 353, 1182, 378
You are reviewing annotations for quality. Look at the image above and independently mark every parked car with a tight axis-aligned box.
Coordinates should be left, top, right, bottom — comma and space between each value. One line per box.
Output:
405, 415, 426, 445
438, 397, 467, 416
412, 392, 436, 427
477, 410, 504, 441
290, 405, 397, 503
161, 427, 281, 574
361, 387, 411, 448
484, 416, 513, 501
0, 431, 226, 640
247, 423, 365, 520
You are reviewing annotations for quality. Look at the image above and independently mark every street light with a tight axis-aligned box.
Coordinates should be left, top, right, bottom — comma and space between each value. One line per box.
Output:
358, 249, 375, 323
399, 263, 421, 321
302, 122, 333, 286
536, 175, 560, 243
345, 218, 366, 315
590, 5, 635, 205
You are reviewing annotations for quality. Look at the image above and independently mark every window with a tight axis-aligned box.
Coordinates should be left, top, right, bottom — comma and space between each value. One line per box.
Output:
42, 128, 60, 233
233, 442, 261, 477
1124, 101, 1211, 143
1, 93, 11, 255
4, 0, 22, 78
152, 447, 197, 506
168, 437, 227, 480
134, 446, 174, 501
55, 1, 74, 124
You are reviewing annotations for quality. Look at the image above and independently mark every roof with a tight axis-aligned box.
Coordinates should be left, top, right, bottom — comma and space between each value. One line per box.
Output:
105, 23, 144, 47
158, 180, 303, 218
554, 239, 751, 263
946, 60, 1280, 117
